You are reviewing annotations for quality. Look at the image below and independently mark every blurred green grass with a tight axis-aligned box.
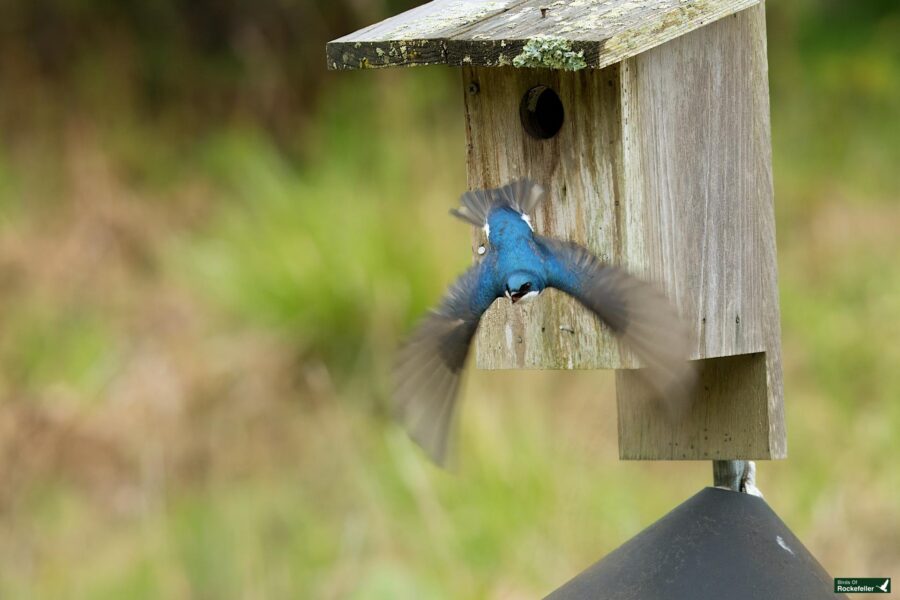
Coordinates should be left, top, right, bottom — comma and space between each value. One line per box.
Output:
0, 2, 899, 598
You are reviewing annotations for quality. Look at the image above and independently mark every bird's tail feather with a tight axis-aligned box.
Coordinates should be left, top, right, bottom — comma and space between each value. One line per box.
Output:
451, 179, 544, 226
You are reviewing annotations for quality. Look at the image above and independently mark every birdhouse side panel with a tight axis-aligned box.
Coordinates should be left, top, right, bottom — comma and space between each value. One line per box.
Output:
615, 3, 786, 459
619, 4, 778, 363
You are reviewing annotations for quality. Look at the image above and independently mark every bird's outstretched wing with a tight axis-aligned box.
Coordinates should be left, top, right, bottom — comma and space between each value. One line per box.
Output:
393, 265, 495, 465
539, 236, 697, 409
450, 179, 544, 226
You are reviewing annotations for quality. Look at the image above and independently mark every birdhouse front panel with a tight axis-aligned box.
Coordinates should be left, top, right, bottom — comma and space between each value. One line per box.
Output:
464, 64, 632, 370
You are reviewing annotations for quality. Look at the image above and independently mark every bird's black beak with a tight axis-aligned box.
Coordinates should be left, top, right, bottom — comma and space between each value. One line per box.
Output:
507, 282, 532, 303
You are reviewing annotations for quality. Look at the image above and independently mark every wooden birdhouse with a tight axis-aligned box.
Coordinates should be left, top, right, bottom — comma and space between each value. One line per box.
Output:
328, 0, 785, 462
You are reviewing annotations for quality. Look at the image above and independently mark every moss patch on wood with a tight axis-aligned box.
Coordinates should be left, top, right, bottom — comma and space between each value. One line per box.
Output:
512, 37, 587, 70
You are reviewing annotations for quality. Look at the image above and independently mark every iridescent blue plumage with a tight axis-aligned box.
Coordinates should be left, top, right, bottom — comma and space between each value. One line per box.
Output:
483, 206, 548, 303
395, 180, 695, 465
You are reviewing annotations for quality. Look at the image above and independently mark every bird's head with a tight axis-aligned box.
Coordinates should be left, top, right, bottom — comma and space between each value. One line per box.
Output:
505, 271, 542, 303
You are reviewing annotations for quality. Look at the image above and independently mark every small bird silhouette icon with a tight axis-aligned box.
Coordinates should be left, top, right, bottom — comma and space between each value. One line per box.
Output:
393, 180, 695, 464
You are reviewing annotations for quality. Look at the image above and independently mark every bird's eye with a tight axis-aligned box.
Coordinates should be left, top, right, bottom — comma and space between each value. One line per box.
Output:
477, 245, 486, 255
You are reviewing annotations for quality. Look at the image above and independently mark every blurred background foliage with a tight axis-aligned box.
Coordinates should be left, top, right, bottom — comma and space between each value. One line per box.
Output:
0, 0, 898, 598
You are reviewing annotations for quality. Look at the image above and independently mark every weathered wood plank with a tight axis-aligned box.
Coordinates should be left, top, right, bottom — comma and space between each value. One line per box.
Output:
327, 0, 761, 70
620, 7, 775, 363
447, 0, 761, 70
617, 353, 770, 460
326, 0, 525, 70
616, 4, 784, 459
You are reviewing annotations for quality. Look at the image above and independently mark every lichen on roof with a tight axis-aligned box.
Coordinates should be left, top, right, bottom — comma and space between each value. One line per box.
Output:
512, 36, 587, 71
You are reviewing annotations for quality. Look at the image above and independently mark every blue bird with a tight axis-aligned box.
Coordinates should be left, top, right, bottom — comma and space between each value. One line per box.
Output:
394, 180, 695, 464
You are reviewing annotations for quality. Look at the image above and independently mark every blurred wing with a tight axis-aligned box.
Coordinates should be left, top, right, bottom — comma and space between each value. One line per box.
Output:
450, 179, 544, 227
394, 265, 493, 465
540, 237, 696, 408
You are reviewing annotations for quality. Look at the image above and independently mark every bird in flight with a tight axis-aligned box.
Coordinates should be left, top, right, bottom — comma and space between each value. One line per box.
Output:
394, 179, 695, 464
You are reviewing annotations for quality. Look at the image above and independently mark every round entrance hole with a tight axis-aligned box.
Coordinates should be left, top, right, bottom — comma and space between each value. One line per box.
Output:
519, 85, 564, 139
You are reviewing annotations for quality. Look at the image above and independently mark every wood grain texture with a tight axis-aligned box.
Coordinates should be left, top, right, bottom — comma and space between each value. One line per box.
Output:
327, 0, 524, 70
448, 0, 761, 70
616, 4, 784, 459
465, 5, 785, 459
617, 353, 770, 460
327, 0, 761, 71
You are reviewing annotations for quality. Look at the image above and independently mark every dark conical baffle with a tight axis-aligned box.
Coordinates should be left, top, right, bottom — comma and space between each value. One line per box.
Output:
548, 487, 844, 600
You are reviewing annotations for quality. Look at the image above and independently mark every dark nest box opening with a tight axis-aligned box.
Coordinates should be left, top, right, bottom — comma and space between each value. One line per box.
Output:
520, 85, 564, 139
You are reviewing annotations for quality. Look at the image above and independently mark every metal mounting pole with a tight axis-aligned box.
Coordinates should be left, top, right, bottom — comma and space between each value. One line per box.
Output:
713, 460, 745, 490
713, 460, 763, 496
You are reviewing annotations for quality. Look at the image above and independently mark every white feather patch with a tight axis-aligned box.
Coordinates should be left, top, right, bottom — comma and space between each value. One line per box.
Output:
517, 290, 539, 302
483, 223, 490, 238
520, 213, 534, 231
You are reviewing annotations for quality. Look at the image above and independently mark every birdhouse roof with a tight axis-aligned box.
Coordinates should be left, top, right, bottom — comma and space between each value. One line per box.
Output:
327, 0, 760, 71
